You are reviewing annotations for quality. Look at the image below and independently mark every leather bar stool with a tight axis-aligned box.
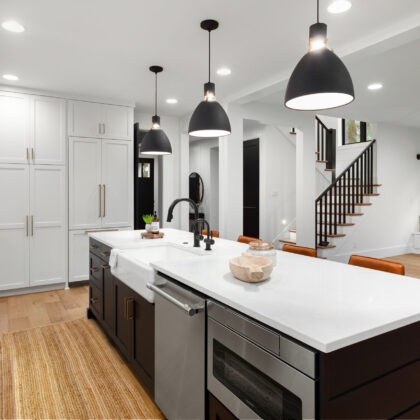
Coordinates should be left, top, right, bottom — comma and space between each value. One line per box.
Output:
282, 244, 318, 258
237, 235, 261, 244
348, 255, 405, 275
202, 229, 220, 238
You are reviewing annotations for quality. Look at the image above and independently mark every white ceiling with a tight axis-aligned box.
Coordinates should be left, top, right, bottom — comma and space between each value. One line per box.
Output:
1, 0, 420, 118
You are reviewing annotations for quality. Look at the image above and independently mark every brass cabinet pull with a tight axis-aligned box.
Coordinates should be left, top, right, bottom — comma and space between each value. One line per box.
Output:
103, 123, 106, 135
98, 184, 102, 217
90, 267, 100, 273
25, 216, 28, 236
26, 147, 29, 161
125, 298, 134, 320
102, 184, 106, 217
90, 297, 99, 304
98, 123, 102, 135
31, 215, 34, 236
31, 148, 35, 161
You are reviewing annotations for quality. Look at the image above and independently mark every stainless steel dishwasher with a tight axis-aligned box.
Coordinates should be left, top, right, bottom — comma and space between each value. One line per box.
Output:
147, 275, 206, 420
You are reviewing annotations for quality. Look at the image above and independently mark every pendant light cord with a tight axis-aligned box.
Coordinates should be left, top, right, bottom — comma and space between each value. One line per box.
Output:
317, 0, 319, 23
154, 72, 157, 115
208, 30, 211, 82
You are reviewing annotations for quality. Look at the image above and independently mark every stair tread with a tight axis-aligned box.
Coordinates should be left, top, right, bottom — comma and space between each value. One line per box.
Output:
318, 222, 355, 226
280, 238, 297, 244
317, 233, 346, 238
318, 244, 336, 249
325, 169, 336, 172
318, 203, 372, 206
289, 229, 296, 233
317, 212, 364, 216
316, 160, 328, 163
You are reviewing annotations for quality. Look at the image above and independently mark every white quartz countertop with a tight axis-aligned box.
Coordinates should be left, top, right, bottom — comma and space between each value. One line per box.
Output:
90, 229, 420, 353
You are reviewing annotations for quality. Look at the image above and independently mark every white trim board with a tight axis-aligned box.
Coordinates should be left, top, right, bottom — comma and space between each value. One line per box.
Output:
329, 245, 410, 264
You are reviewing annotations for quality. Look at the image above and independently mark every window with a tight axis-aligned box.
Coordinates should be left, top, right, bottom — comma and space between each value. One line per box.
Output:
342, 119, 373, 145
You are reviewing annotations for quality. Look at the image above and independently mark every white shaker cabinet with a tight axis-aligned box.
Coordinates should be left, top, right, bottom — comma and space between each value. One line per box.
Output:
32, 96, 66, 165
0, 164, 30, 290
29, 165, 66, 286
69, 138, 102, 230
102, 140, 132, 227
68, 100, 133, 140
0, 92, 31, 164
69, 138, 132, 230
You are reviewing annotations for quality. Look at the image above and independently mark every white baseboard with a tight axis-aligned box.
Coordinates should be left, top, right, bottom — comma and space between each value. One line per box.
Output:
329, 245, 410, 263
0, 283, 66, 298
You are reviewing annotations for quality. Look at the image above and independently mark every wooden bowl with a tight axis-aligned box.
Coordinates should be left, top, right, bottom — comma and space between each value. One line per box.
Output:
229, 253, 274, 283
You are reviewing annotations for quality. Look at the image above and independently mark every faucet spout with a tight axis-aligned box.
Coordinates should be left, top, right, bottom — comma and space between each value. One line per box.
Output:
166, 198, 199, 222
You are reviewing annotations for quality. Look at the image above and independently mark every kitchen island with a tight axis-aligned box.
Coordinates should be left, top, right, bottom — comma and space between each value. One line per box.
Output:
88, 229, 420, 419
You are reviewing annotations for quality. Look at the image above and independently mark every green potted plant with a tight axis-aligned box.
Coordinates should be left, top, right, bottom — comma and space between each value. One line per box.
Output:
142, 214, 153, 232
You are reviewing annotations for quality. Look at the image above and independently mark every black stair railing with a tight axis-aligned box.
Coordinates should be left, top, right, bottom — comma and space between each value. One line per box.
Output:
316, 116, 336, 181
315, 140, 376, 248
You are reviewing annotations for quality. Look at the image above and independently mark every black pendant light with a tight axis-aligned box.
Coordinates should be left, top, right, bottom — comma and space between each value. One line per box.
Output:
285, 0, 354, 111
189, 19, 231, 138
140, 66, 172, 155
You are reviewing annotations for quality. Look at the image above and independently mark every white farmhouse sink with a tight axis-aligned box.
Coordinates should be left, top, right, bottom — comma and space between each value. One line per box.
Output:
111, 243, 205, 303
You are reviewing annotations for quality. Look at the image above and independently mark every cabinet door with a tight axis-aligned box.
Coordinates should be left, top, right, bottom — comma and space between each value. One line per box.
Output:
69, 137, 102, 229
0, 164, 30, 290
101, 140, 132, 227
32, 96, 66, 165
0, 91, 31, 164
132, 292, 155, 395
69, 230, 90, 283
102, 104, 133, 140
114, 280, 134, 359
68, 100, 102, 138
29, 165, 66, 286
102, 268, 115, 335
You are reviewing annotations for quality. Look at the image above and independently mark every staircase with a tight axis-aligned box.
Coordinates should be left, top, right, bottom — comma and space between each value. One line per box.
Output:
279, 118, 379, 258
316, 139, 378, 257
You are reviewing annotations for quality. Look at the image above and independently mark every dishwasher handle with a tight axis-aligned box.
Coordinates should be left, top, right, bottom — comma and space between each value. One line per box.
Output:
147, 282, 204, 316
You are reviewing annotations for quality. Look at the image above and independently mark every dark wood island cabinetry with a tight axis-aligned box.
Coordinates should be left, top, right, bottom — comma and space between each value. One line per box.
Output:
87, 238, 155, 397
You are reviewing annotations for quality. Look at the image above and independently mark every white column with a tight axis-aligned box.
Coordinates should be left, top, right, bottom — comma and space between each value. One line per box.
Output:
219, 105, 243, 240
296, 117, 316, 248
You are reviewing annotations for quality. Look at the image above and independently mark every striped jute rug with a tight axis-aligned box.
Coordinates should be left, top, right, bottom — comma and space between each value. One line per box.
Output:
0, 318, 165, 419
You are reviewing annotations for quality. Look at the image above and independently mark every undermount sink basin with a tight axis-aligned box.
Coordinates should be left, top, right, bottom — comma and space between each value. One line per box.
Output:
111, 243, 205, 303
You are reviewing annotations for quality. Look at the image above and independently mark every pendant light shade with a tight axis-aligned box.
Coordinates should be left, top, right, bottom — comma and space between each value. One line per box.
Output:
140, 66, 172, 155
189, 20, 231, 138
285, 2, 354, 111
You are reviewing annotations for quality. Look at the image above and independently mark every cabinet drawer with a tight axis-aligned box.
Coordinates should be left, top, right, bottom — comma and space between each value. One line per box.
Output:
89, 284, 103, 319
89, 238, 111, 263
89, 253, 103, 290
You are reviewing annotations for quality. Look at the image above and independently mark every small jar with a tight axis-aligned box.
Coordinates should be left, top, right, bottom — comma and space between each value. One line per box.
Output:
247, 241, 277, 266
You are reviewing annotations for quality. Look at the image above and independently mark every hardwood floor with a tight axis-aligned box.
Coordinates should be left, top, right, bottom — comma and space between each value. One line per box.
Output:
385, 254, 420, 278
0, 285, 88, 337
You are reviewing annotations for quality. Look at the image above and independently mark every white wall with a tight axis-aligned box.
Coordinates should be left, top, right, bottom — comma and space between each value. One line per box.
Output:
134, 110, 181, 228
260, 125, 296, 242
189, 138, 219, 230
330, 122, 420, 262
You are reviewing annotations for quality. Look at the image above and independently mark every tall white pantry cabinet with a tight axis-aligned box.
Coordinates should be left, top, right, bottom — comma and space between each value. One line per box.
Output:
0, 91, 133, 292
68, 100, 134, 284
0, 92, 66, 291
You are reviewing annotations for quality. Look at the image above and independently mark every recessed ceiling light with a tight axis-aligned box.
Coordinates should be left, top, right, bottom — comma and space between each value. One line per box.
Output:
2, 74, 19, 81
216, 67, 231, 76
1, 20, 25, 33
327, 0, 352, 14
368, 83, 383, 90
166, 98, 178, 104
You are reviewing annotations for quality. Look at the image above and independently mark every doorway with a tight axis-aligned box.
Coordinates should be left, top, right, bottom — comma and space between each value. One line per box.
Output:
134, 125, 155, 229
243, 139, 260, 238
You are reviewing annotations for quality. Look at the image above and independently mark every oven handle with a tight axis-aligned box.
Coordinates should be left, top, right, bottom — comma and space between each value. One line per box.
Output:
147, 282, 204, 316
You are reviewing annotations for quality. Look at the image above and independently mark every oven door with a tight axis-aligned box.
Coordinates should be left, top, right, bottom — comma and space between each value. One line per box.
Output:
207, 318, 316, 420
